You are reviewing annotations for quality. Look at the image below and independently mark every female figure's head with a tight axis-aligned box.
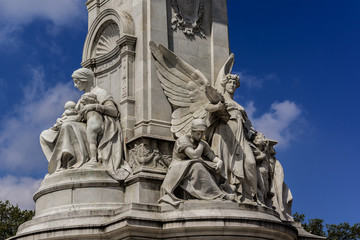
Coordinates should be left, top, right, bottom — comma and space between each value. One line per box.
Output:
71, 68, 95, 92
191, 118, 207, 141
220, 74, 240, 95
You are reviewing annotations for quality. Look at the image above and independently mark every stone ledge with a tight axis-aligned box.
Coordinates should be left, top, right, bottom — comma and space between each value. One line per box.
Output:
11, 202, 301, 240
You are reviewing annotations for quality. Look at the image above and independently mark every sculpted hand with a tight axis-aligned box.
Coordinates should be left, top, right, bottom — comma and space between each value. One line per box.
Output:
79, 104, 97, 115
214, 157, 223, 173
216, 102, 226, 111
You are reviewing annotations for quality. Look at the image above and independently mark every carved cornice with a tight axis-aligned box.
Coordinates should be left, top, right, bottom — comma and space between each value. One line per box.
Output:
86, 0, 109, 11
117, 35, 137, 48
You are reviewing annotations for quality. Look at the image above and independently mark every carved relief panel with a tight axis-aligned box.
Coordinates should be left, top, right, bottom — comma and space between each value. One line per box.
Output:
127, 138, 174, 171
171, 0, 205, 38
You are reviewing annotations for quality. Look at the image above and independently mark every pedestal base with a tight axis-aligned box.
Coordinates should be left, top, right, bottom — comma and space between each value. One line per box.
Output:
12, 201, 297, 240
10, 169, 324, 240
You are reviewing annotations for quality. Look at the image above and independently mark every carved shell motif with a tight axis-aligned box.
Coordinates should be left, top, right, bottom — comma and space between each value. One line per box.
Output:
93, 23, 120, 58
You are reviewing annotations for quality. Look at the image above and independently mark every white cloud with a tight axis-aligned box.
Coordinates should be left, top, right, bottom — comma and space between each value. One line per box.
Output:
0, 0, 86, 26
0, 66, 81, 174
236, 71, 278, 89
0, 175, 42, 210
245, 100, 303, 148
0, 0, 87, 45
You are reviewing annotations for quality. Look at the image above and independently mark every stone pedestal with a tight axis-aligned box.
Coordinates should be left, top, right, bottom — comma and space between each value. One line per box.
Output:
12, 200, 301, 240
11, 176, 324, 240
124, 167, 166, 204
34, 168, 125, 217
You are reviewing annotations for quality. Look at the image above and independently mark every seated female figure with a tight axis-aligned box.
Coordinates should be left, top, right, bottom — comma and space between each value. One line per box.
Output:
160, 119, 235, 206
40, 68, 130, 181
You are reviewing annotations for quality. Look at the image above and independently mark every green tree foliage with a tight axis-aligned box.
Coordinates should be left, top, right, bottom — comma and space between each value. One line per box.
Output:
327, 222, 360, 240
293, 212, 326, 237
293, 212, 305, 223
304, 218, 326, 237
0, 200, 34, 240
293, 212, 359, 239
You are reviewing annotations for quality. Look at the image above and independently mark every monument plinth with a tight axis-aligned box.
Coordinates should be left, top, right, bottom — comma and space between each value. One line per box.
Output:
10, 1, 324, 239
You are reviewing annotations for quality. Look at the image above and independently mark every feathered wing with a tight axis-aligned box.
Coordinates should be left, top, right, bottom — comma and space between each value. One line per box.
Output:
149, 41, 209, 138
214, 53, 235, 92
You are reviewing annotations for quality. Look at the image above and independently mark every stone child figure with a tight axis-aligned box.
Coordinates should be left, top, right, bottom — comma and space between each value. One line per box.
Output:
52, 101, 81, 130
160, 119, 235, 206
78, 92, 104, 164
250, 133, 274, 206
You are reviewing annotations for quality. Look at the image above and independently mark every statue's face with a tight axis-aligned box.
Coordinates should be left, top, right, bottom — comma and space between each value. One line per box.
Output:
191, 130, 204, 141
254, 134, 267, 150
225, 79, 237, 94
73, 78, 87, 91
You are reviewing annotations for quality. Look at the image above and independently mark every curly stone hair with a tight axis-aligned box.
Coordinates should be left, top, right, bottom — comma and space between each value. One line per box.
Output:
220, 73, 240, 89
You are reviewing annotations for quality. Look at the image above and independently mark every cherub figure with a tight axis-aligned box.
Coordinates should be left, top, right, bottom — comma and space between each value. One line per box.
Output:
250, 133, 294, 221
52, 101, 81, 130
250, 133, 274, 206
78, 92, 104, 164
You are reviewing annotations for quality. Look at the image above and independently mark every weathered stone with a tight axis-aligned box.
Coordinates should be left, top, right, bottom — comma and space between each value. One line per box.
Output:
10, 1, 324, 239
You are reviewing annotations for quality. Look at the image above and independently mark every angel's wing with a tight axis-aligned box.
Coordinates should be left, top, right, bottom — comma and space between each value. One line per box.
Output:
214, 53, 235, 92
149, 41, 209, 138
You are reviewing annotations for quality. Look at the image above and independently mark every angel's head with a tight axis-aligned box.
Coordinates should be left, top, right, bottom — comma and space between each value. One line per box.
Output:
220, 74, 240, 94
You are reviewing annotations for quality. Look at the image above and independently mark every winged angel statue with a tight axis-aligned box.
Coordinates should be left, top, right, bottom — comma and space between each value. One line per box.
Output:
149, 41, 294, 220
149, 41, 257, 201
149, 41, 230, 138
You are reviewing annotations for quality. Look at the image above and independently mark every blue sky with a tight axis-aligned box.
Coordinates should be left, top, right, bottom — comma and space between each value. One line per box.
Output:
0, 0, 359, 227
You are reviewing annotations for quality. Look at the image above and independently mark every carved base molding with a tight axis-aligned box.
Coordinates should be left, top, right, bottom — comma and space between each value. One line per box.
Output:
10, 168, 323, 240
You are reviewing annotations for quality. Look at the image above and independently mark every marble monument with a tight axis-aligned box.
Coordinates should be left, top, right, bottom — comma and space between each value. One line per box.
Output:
10, 0, 324, 239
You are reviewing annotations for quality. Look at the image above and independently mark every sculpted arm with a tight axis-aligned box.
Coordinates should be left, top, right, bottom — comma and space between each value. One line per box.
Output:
80, 100, 118, 118
202, 142, 223, 172
184, 143, 204, 159
96, 100, 118, 117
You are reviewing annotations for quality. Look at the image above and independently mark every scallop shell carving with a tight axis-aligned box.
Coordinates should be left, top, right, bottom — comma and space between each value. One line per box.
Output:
94, 23, 120, 58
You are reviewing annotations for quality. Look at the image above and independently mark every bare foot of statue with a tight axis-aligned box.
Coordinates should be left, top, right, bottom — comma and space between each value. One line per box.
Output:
256, 200, 266, 207
223, 193, 236, 202
55, 167, 66, 173
82, 157, 101, 168
241, 198, 257, 206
